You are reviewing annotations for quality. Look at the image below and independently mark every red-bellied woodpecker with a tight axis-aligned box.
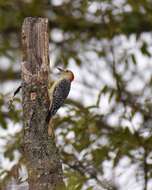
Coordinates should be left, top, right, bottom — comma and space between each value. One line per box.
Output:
9, 67, 74, 136
46, 67, 74, 135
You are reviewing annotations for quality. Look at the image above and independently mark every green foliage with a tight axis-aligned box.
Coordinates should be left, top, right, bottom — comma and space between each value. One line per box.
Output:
0, 0, 152, 189
65, 171, 86, 190
141, 42, 151, 57
92, 146, 109, 167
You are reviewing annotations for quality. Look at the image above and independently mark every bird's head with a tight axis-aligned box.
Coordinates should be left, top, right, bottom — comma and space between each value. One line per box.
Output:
57, 67, 74, 81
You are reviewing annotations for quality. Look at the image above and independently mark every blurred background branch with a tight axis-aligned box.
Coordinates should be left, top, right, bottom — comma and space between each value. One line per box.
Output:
0, 0, 152, 189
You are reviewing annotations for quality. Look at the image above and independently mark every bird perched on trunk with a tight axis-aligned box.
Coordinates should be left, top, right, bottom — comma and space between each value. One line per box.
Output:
46, 67, 74, 136
9, 67, 74, 136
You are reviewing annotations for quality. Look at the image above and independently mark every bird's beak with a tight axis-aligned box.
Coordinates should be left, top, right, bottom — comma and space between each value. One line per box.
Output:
57, 67, 65, 72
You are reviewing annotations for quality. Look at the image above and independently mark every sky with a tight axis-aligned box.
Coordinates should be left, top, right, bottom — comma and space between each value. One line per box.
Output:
1, 1, 152, 189
1, 27, 152, 190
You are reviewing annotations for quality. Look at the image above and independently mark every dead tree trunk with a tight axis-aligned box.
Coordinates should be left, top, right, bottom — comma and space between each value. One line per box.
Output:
21, 17, 65, 190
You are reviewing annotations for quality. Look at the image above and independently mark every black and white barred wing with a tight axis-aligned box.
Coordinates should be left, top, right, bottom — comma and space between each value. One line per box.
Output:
46, 79, 71, 123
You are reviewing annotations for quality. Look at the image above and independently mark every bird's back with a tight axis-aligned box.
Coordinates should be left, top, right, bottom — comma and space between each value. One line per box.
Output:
46, 79, 71, 123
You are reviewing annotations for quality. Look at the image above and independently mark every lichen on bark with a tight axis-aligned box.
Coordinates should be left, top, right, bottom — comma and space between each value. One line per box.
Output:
21, 17, 65, 190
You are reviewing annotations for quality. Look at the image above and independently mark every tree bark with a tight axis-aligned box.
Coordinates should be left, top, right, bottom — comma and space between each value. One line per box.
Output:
21, 17, 65, 190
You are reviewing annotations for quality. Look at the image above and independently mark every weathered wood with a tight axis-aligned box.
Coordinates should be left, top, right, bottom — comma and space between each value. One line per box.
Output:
21, 17, 65, 190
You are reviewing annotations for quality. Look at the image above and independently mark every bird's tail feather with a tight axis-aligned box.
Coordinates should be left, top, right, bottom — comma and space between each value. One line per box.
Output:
46, 110, 52, 124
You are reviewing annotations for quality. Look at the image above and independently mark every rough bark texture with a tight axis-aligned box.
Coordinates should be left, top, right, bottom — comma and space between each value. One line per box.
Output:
21, 17, 65, 190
